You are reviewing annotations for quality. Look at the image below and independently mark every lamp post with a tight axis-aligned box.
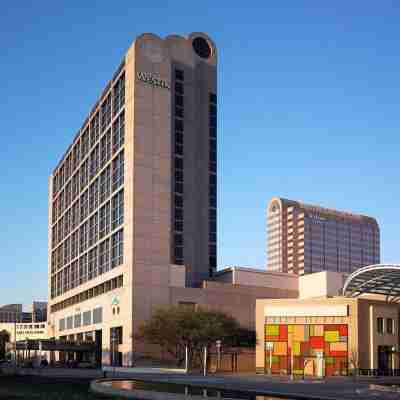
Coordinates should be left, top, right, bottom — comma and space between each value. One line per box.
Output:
266, 342, 273, 375
111, 329, 118, 376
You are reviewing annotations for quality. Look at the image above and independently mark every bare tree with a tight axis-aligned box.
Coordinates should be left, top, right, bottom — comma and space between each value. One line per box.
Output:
348, 348, 359, 380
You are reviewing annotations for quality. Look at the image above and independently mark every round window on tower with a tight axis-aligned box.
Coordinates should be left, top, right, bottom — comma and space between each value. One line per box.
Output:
192, 37, 212, 59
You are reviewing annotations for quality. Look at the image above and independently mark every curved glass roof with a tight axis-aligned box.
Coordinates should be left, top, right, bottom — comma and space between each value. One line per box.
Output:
342, 264, 400, 302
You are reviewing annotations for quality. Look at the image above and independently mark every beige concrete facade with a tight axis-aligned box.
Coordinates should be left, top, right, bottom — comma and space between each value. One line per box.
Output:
267, 197, 380, 275
48, 32, 260, 367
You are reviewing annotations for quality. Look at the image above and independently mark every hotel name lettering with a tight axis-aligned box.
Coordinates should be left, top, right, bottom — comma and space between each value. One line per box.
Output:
137, 72, 170, 89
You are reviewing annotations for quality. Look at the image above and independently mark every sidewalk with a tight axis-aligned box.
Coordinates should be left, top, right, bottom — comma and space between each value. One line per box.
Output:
4, 367, 400, 399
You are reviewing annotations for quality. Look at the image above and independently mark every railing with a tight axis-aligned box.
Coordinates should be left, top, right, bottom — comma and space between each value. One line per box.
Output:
359, 368, 400, 376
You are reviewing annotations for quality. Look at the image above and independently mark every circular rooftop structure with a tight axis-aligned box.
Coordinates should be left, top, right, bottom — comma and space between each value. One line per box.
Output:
342, 264, 400, 302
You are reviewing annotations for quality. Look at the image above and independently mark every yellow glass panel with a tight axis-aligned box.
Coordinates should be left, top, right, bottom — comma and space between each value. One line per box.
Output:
294, 325, 305, 341
273, 341, 288, 356
292, 341, 301, 356
324, 331, 339, 342
288, 325, 294, 334
266, 325, 279, 336
314, 325, 324, 337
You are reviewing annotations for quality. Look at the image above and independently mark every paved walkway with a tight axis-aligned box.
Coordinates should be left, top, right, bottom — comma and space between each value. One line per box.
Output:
5, 367, 400, 399
105, 371, 400, 400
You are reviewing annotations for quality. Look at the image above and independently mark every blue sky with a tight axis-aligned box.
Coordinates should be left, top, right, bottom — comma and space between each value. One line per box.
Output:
1, 2, 399, 306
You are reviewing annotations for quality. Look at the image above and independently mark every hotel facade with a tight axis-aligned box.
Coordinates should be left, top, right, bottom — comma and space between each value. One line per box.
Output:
48, 32, 218, 366
267, 197, 380, 275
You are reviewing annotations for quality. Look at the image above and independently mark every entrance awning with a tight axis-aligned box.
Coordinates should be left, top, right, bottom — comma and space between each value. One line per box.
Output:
342, 264, 400, 302
15, 339, 97, 352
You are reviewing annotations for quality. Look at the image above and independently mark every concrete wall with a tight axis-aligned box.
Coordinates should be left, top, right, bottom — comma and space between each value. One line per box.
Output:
299, 271, 345, 299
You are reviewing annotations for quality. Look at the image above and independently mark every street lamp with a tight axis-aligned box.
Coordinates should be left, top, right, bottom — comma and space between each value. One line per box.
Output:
265, 342, 273, 375
111, 329, 118, 375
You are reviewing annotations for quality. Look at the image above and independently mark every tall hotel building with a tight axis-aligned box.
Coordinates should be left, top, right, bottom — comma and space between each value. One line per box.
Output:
48, 33, 217, 365
267, 197, 380, 275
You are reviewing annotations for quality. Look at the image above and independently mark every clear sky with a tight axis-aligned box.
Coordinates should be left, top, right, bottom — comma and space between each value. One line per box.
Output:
1, 2, 399, 306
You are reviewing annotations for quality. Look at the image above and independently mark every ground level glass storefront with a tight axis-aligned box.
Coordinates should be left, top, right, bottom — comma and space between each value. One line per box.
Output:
256, 295, 400, 376
265, 323, 348, 376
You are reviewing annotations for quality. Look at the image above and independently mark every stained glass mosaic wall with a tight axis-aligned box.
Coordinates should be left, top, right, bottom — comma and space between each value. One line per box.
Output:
264, 324, 348, 376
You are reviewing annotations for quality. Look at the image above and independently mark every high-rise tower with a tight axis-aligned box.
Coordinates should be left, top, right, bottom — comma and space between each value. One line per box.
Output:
48, 33, 217, 365
267, 197, 380, 275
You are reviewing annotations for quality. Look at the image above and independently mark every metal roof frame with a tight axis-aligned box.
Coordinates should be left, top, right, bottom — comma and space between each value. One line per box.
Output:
342, 264, 400, 302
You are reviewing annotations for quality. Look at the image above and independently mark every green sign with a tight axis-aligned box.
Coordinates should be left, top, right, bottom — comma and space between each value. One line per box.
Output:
111, 296, 120, 306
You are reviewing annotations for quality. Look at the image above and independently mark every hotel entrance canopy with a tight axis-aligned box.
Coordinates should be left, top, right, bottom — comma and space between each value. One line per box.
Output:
342, 264, 400, 302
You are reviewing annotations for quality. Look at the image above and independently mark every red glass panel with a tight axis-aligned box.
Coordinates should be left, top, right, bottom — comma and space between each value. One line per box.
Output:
339, 324, 348, 336
279, 324, 288, 340
310, 336, 324, 349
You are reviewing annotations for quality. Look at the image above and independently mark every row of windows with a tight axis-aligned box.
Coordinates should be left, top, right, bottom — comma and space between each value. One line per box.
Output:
51, 229, 123, 299
51, 189, 124, 272
52, 151, 124, 252
208, 92, 217, 272
52, 120, 124, 225
51, 275, 123, 314
53, 73, 125, 197
173, 69, 184, 265
59, 306, 103, 331
377, 317, 395, 335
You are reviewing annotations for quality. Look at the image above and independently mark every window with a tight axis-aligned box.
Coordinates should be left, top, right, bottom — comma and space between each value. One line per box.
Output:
59, 318, 65, 331
100, 130, 111, 168
90, 113, 100, 148
63, 237, 70, 265
387, 318, 394, 335
112, 111, 124, 154
88, 247, 97, 280
65, 182, 71, 208
175, 82, 184, 94
80, 159, 89, 190
66, 316, 73, 330
111, 229, 123, 268
99, 238, 110, 274
79, 221, 88, 254
93, 307, 103, 324
112, 151, 124, 191
71, 260, 78, 289
111, 190, 124, 230
99, 166, 111, 204
377, 317, 384, 334
99, 202, 110, 239
79, 254, 87, 285
74, 313, 81, 328
89, 179, 99, 213
80, 190, 88, 222
89, 144, 100, 178
113, 73, 125, 116
72, 172, 79, 200
175, 119, 184, 131
88, 213, 98, 247
71, 200, 79, 229
81, 128, 90, 158
73, 140, 81, 169
175, 69, 184, 81
83, 311, 92, 326
101, 94, 112, 132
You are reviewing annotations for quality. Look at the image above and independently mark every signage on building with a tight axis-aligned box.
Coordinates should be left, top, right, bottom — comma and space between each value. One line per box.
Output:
111, 296, 120, 306
308, 214, 326, 224
137, 71, 170, 89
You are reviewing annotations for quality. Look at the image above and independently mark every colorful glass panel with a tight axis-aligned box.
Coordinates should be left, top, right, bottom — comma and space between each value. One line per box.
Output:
265, 323, 348, 377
